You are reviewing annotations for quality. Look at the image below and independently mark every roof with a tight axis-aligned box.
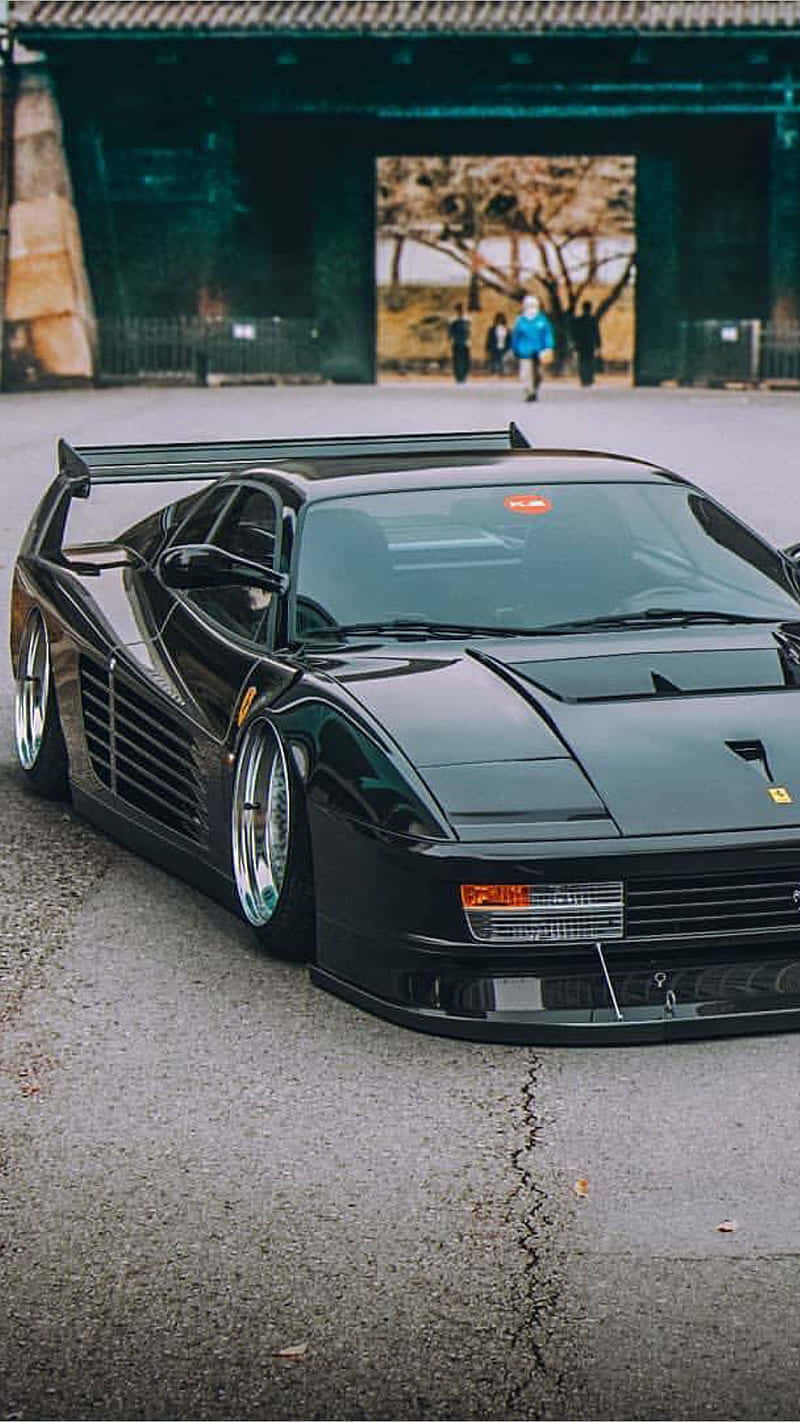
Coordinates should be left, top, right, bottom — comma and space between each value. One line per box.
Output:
10, 0, 800, 34
257, 450, 682, 503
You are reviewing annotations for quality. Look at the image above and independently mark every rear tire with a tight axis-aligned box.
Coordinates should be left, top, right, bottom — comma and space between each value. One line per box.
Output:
14, 609, 69, 800
231, 718, 315, 961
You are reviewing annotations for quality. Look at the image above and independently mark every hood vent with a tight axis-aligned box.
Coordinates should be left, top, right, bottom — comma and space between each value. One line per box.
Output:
504, 648, 787, 703
726, 738, 773, 782
651, 671, 681, 696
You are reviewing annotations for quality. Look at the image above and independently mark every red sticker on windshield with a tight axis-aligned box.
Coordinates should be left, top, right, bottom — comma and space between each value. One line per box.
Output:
503, 494, 552, 515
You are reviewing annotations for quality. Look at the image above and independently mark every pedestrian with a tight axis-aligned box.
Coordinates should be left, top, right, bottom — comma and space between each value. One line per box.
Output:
485, 312, 511, 375
448, 303, 471, 384
571, 300, 603, 387
511, 294, 555, 401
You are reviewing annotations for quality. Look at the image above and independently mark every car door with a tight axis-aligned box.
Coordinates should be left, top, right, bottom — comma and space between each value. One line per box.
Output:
155, 480, 297, 743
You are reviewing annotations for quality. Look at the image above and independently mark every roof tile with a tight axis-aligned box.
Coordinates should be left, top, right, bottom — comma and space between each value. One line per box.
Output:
10, 0, 800, 31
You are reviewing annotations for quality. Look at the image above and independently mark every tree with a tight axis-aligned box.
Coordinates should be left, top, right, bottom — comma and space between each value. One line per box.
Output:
377, 154, 636, 368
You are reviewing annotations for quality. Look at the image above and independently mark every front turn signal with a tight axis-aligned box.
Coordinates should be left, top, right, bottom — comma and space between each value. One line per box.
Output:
461, 884, 531, 909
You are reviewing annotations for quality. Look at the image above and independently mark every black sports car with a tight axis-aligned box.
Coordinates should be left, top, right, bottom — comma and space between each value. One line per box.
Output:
13, 423, 800, 1043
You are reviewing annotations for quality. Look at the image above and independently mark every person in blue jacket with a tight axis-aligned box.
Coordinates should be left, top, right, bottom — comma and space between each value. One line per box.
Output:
511, 293, 555, 401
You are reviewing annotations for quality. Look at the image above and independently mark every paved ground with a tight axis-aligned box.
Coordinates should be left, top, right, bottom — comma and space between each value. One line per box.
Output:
2, 378, 800, 1420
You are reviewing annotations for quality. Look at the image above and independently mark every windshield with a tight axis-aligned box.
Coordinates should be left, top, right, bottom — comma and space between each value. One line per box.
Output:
293, 482, 800, 637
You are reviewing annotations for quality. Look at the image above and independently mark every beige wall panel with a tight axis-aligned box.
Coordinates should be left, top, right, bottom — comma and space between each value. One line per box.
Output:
14, 131, 71, 201
6, 250, 75, 320
29, 313, 93, 378
8, 194, 69, 258
3, 62, 94, 384
13, 76, 64, 143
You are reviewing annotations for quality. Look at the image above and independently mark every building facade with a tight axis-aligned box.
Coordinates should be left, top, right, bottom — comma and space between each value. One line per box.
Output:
3, 0, 800, 387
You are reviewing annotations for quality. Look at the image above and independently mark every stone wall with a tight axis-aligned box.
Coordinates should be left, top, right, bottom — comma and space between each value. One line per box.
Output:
4, 60, 95, 387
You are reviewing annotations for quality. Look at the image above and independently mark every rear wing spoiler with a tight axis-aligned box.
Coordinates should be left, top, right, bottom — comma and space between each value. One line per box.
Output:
57, 422, 531, 495
24, 423, 530, 564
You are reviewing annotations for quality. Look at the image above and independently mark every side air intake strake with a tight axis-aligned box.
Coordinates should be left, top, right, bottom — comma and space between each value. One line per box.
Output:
79, 658, 207, 843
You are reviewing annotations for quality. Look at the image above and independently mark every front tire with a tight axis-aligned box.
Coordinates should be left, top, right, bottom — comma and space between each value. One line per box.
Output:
14, 608, 69, 799
231, 718, 315, 961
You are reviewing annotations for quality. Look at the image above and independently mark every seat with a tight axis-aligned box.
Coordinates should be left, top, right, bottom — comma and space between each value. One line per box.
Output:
520, 504, 638, 625
298, 506, 394, 626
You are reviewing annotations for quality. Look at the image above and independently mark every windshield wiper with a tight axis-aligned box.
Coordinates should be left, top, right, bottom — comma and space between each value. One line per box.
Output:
299, 609, 785, 645
300, 618, 543, 641
534, 608, 783, 633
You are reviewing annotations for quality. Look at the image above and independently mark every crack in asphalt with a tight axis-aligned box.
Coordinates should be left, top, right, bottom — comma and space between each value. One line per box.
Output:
504, 1051, 565, 1415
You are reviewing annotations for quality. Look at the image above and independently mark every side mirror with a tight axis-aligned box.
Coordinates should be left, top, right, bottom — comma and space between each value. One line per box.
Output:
160, 543, 288, 594
783, 543, 800, 563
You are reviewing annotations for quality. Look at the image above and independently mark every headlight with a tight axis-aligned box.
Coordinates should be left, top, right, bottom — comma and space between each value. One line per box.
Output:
460, 882, 624, 944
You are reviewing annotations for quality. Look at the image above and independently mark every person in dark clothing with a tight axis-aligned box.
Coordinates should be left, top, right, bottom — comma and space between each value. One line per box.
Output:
485, 312, 510, 375
571, 301, 602, 387
448, 303, 471, 383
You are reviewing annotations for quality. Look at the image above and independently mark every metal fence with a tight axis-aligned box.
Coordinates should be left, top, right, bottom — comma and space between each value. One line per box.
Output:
678, 320, 800, 386
760, 325, 800, 384
96, 316, 322, 385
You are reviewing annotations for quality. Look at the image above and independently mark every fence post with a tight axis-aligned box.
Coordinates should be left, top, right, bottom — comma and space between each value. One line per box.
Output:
195, 319, 208, 386
750, 319, 762, 385
676, 320, 689, 384
0, 4, 15, 393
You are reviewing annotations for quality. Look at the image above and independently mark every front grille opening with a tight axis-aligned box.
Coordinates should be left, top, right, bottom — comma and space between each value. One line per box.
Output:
627, 867, 800, 940
460, 869, 800, 948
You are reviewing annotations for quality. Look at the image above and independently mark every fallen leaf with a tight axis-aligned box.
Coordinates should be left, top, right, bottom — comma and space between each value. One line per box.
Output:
573, 1178, 590, 1198
275, 1343, 308, 1359
716, 1219, 737, 1232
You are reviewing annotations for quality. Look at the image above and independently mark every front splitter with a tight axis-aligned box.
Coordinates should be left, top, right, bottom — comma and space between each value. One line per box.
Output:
310, 958, 800, 1046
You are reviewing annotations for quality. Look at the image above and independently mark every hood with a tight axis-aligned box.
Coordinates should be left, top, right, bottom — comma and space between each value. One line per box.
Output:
314, 630, 800, 841
486, 634, 800, 836
312, 646, 616, 841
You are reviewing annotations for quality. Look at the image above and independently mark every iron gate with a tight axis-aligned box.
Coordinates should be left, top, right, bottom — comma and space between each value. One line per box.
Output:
678, 320, 800, 386
96, 316, 322, 385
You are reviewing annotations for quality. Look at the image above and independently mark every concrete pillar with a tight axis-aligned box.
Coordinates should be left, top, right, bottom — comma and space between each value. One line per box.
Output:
0, 42, 13, 390
4, 61, 95, 386
634, 150, 682, 385
313, 135, 375, 383
768, 111, 800, 328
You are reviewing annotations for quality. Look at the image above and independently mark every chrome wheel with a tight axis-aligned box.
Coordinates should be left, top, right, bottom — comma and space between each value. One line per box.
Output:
15, 610, 50, 771
232, 720, 291, 925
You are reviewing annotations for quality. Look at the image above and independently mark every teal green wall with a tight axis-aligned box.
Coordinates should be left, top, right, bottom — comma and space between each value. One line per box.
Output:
635, 149, 682, 385
313, 134, 375, 383
44, 32, 800, 385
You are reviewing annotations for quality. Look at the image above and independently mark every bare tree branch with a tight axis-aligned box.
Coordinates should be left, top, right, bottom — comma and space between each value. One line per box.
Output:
595, 252, 636, 320
379, 154, 636, 367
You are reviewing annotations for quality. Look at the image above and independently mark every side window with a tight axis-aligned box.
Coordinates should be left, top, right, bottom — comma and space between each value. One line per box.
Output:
217, 486, 278, 566
174, 486, 236, 546
182, 485, 280, 644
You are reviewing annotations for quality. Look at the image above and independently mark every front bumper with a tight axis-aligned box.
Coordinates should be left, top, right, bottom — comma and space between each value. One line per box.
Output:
311, 806, 800, 1044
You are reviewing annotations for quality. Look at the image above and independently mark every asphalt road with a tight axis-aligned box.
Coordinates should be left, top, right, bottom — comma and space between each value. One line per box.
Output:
2, 378, 800, 1421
